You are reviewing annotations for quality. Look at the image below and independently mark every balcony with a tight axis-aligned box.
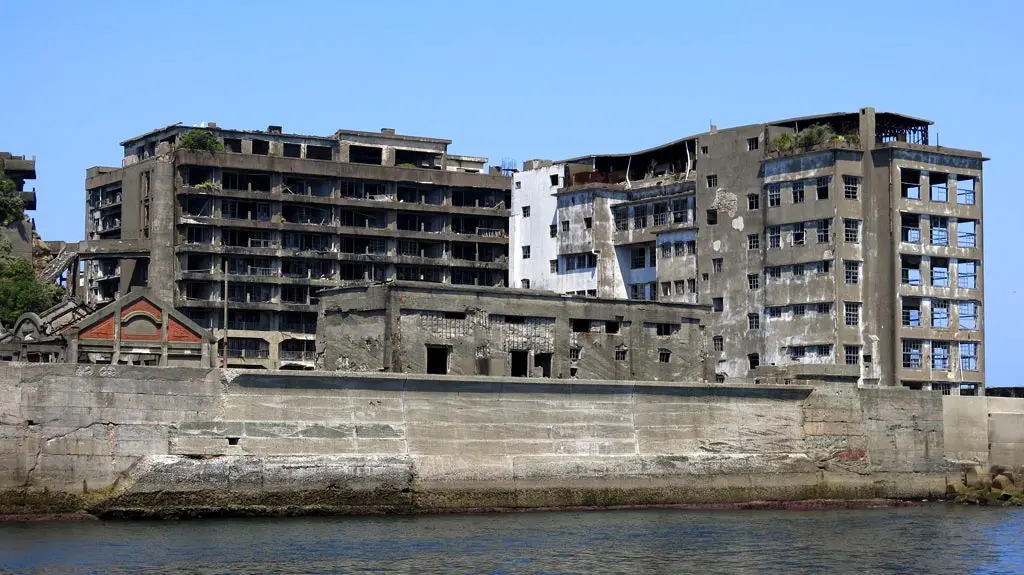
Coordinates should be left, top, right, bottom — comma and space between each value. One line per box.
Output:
280, 350, 316, 361
226, 348, 270, 359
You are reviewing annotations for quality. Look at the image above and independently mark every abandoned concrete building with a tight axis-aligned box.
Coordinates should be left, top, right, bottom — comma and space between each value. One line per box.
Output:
511, 107, 985, 393
317, 281, 709, 381
59, 124, 510, 370
1, 152, 41, 262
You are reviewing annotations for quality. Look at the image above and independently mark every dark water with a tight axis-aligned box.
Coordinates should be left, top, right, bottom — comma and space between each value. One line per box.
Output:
1, 505, 1022, 574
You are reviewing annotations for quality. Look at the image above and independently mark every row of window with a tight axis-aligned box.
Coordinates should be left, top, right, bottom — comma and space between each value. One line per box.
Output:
613, 198, 696, 231
900, 171, 977, 205
902, 340, 979, 371
902, 299, 979, 330
900, 214, 977, 248
743, 302, 860, 328
659, 240, 698, 258
901, 258, 978, 289
660, 278, 699, 298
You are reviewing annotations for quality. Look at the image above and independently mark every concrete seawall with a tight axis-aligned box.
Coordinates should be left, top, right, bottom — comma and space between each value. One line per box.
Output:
0, 364, 1013, 517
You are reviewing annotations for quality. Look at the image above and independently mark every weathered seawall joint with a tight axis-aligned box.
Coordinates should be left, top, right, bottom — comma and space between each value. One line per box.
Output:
0, 364, 1019, 517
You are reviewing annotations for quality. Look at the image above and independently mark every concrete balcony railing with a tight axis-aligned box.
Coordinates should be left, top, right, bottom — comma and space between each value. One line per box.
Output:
280, 350, 316, 361
226, 348, 270, 359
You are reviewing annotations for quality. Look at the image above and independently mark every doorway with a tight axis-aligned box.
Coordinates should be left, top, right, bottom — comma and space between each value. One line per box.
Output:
510, 350, 529, 377
426, 345, 450, 375
533, 352, 552, 378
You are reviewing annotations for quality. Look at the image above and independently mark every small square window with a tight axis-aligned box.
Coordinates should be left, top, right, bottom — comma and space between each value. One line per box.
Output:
515, 181, 522, 190
659, 349, 671, 363
615, 348, 628, 361
748, 234, 760, 250
521, 279, 530, 289
747, 137, 759, 151
522, 246, 531, 259
712, 258, 723, 273
561, 220, 569, 232
713, 336, 724, 351
549, 174, 559, 186
712, 297, 723, 312
549, 224, 557, 238
706, 174, 718, 188
700, 145, 709, 155
748, 274, 759, 290
521, 206, 531, 218
570, 347, 581, 361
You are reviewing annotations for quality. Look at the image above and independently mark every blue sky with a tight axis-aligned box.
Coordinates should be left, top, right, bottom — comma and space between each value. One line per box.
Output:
2, 1, 1020, 384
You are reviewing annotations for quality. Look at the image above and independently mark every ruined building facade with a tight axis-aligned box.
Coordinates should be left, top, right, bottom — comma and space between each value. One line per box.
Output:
1, 153, 40, 262
511, 108, 985, 393
81, 125, 510, 369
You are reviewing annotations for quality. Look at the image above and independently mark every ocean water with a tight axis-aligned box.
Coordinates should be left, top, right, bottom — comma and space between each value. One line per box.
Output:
1, 505, 1022, 574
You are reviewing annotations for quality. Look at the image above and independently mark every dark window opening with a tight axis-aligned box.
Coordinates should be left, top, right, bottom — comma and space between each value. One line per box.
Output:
252, 139, 269, 155
504, 315, 525, 324
307, 145, 332, 161
395, 148, 441, 169
510, 350, 529, 377
227, 437, 240, 446
224, 138, 242, 153
534, 352, 552, 378
584, 217, 593, 229
283, 143, 301, 158
572, 319, 590, 333
707, 209, 718, 225
549, 174, 559, 186
901, 168, 922, 199
426, 346, 449, 375
443, 311, 466, 320
350, 145, 383, 165
605, 321, 620, 334
748, 353, 760, 370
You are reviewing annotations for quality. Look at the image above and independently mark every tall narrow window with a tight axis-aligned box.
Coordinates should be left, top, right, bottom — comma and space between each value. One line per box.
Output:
844, 302, 861, 326
844, 260, 860, 285
767, 184, 781, 207
844, 219, 860, 243
843, 176, 861, 200
792, 182, 804, 204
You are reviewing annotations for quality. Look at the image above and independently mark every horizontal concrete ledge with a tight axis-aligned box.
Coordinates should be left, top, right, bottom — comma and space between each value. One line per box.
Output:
229, 371, 815, 399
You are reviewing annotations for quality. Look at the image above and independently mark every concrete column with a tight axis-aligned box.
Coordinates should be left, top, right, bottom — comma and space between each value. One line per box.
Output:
148, 144, 177, 304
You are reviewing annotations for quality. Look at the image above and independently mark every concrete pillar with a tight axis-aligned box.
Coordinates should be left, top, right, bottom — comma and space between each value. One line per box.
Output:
148, 143, 177, 304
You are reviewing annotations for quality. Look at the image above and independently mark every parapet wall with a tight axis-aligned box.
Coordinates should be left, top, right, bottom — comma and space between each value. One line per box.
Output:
0, 363, 1000, 517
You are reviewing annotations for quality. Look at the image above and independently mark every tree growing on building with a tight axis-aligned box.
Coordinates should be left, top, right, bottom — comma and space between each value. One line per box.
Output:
0, 169, 24, 226
178, 130, 224, 153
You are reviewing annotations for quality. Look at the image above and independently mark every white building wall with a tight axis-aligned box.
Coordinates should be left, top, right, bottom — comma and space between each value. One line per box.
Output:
511, 164, 562, 291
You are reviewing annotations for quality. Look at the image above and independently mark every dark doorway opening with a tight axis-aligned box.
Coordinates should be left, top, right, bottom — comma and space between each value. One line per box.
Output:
510, 350, 529, 377
426, 345, 449, 375
534, 352, 552, 378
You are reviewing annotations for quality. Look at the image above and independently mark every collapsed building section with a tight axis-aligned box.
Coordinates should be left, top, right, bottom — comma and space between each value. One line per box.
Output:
317, 281, 709, 381
511, 108, 985, 393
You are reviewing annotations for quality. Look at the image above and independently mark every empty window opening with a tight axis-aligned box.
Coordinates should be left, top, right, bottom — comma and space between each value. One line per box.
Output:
605, 321, 620, 334
700, 145, 709, 155
520, 279, 531, 289
659, 349, 671, 363
706, 174, 718, 188
394, 148, 440, 168
655, 323, 678, 336
549, 174, 559, 186
533, 352, 553, 378
902, 298, 922, 327
443, 311, 467, 320
521, 206, 531, 218
251, 139, 269, 155
223, 138, 242, 153
307, 145, 332, 160
707, 209, 718, 225
843, 175, 861, 200
184, 166, 214, 186
958, 301, 978, 329
571, 319, 591, 333
931, 216, 949, 246
426, 346, 450, 375
901, 169, 921, 199
931, 257, 950, 287
747, 137, 759, 151
283, 143, 301, 158
584, 217, 593, 229
522, 245, 531, 259
933, 300, 950, 328
350, 145, 383, 165
712, 298, 723, 312
713, 336, 724, 352
748, 353, 760, 370
816, 176, 830, 200
510, 350, 529, 377
632, 205, 648, 229
712, 258, 723, 273
901, 255, 922, 286
902, 340, 923, 369
929, 172, 949, 202
227, 437, 240, 446
957, 220, 977, 248
960, 342, 979, 371
956, 176, 976, 205
958, 260, 977, 289
793, 222, 805, 246
901, 213, 921, 243
817, 219, 831, 243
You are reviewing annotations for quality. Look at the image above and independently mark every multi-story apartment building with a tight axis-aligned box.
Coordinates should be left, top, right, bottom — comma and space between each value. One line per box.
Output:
512, 107, 985, 393
84, 124, 510, 369
1, 152, 40, 262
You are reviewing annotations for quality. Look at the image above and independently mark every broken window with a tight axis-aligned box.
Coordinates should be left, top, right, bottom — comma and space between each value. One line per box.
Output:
549, 174, 560, 186
844, 219, 860, 243
793, 304, 805, 316
615, 348, 628, 361
549, 259, 558, 273
350, 145, 383, 165
654, 323, 678, 336
706, 174, 718, 188
901, 213, 921, 243
792, 264, 804, 277
792, 222, 805, 246
223, 138, 242, 153
901, 169, 921, 199
661, 243, 673, 258
660, 282, 671, 297
817, 219, 831, 243
747, 274, 759, 290
659, 349, 671, 363
629, 284, 642, 300
844, 302, 860, 326
816, 176, 831, 200
767, 226, 780, 249
957, 220, 977, 248
585, 217, 593, 229
958, 301, 977, 329
766, 266, 781, 279
748, 234, 760, 250
630, 247, 646, 269
550, 224, 558, 237
902, 340, 923, 369
792, 181, 804, 204
931, 257, 949, 287
766, 307, 782, 318
700, 145, 709, 155
960, 342, 978, 371
932, 300, 949, 328
633, 205, 648, 229
653, 203, 669, 226
901, 256, 922, 286
712, 258, 723, 273
613, 208, 628, 231
747, 137, 759, 151
843, 176, 861, 200
685, 240, 697, 255
844, 260, 860, 285
816, 302, 833, 314
845, 345, 861, 366
674, 280, 685, 294
712, 298, 723, 312
932, 342, 950, 370
767, 184, 781, 207
522, 206, 531, 218
748, 313, 760, 330
562, 220, 570, 232
707, 209, 718, 225
747, 193, 760, 210
930, 216, 949, 246
958, 260, 977, 289
929, 172, 949, 202
789, 346, 806, 360
956, 176, 976, 205
902, 298, 922, 327
687, 278, 697, 293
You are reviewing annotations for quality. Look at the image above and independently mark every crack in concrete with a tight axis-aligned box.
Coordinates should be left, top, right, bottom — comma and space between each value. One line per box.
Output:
23, 421, 119, 487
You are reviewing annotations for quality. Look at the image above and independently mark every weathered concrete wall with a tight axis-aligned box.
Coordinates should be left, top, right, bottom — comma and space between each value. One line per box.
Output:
943, 395, 1024, 468
0, 364, 969, 517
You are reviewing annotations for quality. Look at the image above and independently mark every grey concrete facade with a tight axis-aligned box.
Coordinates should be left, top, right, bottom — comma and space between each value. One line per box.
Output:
511, 108, 985, 392
5, 363, 1007, 517
316, 281, 709, 380
81, 125, 511, 370
0, 153, 40, 263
